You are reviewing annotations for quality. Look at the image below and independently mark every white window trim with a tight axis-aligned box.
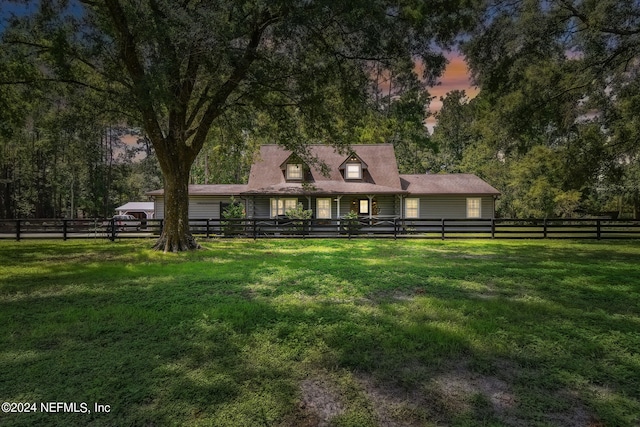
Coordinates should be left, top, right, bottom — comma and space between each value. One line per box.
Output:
316, 198, 331, 219
286, 163, 303, 180
345, 163, 362, 180
466, 198, 482, 218
270, 198, 298, 217
405, 198, 420, 218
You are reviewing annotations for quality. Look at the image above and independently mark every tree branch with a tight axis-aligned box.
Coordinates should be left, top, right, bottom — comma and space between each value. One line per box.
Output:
556, 0, 640, 36
185, 82, 211, 131
78, 0, 102, 6
180, 49, 200, 112
0, 78, 122, 97
148, 0, 185, 141
4, 37, 131, 91
187, 11, 278, 160
103, 0, 167, 160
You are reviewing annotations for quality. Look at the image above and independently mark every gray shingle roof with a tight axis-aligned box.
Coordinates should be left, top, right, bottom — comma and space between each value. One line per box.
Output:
145, 145, 501, 197
146, 184, 248, 196
241, 182, 405, 195
400, 174, 500, 195
247, 144, 403, 193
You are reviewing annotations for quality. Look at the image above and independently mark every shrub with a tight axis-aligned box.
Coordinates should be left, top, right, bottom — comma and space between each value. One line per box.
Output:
221, 198, 246, 236
341, 211, 362, 235
285, 202, 313, 232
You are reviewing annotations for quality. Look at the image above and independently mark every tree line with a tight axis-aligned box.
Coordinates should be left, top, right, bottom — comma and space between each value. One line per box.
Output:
426, 0, 640, 220
0, 1, 638, 250
0, 85, 163, 219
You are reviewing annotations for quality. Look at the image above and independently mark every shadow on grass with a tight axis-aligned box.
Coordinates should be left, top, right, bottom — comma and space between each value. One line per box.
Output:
0, 239, 639, 426
0, 285, 471, 425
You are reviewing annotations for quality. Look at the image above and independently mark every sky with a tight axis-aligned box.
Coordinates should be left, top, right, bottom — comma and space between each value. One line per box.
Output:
426, 51, 479, 132
0, 2, 37, 29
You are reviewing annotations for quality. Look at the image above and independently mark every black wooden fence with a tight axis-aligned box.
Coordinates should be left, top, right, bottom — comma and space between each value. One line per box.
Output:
1, 217, 639, 240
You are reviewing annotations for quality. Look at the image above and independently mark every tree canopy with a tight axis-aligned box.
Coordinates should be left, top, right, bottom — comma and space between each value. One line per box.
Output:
5, 0, 638, 240
430, 0, 640, 218
1, 0, 477, 250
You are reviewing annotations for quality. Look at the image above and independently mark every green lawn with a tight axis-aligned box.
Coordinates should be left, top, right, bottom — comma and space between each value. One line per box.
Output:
0, 239, 639, 426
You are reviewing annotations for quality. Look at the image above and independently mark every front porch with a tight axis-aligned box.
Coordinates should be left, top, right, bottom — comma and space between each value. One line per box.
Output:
246, 194, 403, 221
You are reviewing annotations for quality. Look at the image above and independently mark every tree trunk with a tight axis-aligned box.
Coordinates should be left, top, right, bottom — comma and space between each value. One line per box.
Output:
153, 153, 200, 252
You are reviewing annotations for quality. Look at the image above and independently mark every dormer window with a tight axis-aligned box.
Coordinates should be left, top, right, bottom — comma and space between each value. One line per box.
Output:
280, 154, 310, 182
340, 153, 368, 181
286, 163, 303, 180
345, 163, 362, 180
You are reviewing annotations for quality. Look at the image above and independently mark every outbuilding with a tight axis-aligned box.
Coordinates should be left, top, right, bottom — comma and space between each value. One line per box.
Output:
115, 202, 155, 219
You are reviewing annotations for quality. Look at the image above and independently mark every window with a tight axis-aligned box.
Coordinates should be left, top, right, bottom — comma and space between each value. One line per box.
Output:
405, 198, 419, 218
350, 198, 378, 215
345, 163, 362, 179
270, 198, 298, 217
316, 198, 331, 219
359, 199, 369, 214
286, 163, 303, 180
467, 198, 481, 218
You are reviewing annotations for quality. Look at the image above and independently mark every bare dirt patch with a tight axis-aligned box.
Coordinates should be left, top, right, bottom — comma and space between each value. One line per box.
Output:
355, 374, 442, 427
354, 359, 602, 427
353, 361, 518, 426
293, 363, 599, 426
298, 377, 345, 427
431, 361, 516, 414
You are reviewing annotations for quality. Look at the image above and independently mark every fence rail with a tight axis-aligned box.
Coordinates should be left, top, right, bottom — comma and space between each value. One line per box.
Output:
1, 217, 640, 241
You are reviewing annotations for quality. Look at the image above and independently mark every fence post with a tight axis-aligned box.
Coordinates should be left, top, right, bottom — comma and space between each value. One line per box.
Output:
394, 218, 397, 240
491, 218, 495, 239
441, 218, 445, 240
16, 219, 21, 241
253, 219, 257, 240
543, 219, 547, 239
63, 219, 68, 241
596, 219, 601, 240
110, 218, 116, 241
206, 219, 210, 238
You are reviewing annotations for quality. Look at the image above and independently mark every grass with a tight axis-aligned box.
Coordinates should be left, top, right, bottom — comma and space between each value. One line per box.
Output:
0, 239, 639, 426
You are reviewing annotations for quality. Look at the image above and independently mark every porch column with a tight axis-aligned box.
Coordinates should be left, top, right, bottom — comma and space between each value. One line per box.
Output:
252, 196, 256, 218
336, 195, 342, 231
368, 195, 373, 222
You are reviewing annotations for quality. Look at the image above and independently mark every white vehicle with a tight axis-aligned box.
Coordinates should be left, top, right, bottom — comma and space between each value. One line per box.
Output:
107, 214, 141, 231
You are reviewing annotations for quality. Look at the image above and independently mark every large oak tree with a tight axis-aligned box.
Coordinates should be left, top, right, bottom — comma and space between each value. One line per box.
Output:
1, 0, 475, 250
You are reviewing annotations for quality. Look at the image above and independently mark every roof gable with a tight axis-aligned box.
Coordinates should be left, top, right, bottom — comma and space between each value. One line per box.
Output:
279, 152, 305, 170
338, 152, 369, 170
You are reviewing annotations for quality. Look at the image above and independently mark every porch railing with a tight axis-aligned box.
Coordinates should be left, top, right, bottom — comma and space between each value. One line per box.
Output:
1, 217, 640, 240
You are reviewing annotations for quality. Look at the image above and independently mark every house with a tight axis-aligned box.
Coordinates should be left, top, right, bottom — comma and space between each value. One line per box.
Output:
147, 144, 500, 220
115, 201, 155, 219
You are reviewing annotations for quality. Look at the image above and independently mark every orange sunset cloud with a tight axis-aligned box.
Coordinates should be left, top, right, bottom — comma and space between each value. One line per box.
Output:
426, 52, 478, 131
